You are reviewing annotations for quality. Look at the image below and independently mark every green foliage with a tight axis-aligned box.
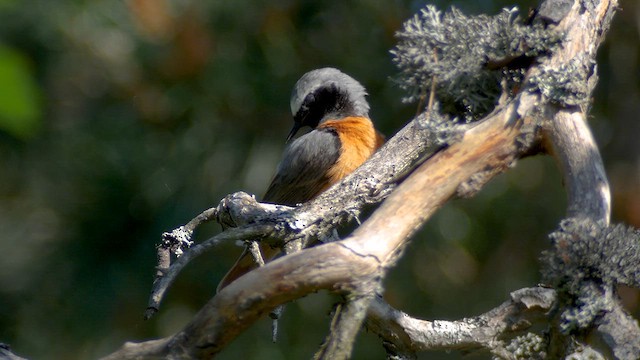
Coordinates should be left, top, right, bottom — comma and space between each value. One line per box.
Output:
0, 0, 17, 10
0, 45, 41, 139
391, 5, 561, 121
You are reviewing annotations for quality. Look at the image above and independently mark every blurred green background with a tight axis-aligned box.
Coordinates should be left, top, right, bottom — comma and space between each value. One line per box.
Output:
0, 0, 638, 359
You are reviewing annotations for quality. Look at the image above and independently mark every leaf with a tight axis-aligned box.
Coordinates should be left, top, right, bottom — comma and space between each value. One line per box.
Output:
0, 45, 42, 139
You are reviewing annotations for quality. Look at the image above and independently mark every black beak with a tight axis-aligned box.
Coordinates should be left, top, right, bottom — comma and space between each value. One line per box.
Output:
286, 122, 302, 143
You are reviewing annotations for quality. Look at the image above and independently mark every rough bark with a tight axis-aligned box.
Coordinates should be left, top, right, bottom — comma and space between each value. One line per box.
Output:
366, 287, 556, 357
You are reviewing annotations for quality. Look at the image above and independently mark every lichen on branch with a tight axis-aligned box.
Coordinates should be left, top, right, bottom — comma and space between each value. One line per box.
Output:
541, 218, 640, 333
391, 5, 561, 121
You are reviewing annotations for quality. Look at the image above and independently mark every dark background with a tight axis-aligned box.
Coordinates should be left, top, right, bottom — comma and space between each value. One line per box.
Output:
0, 0, 638, 359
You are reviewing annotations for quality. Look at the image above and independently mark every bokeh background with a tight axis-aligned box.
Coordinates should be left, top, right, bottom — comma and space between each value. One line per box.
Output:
0, 0, 638, 359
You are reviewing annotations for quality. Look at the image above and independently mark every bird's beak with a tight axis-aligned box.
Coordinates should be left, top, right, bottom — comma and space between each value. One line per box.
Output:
286, 122, 302, 143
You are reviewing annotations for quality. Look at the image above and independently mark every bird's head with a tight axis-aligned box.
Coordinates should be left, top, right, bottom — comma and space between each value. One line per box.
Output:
287, 68, 369, 142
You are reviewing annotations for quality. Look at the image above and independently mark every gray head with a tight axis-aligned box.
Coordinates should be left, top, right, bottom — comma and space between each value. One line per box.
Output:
287, 68, 370, 142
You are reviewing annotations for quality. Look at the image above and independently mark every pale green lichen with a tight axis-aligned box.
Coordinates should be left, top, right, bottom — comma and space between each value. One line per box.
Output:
528, 55, 595, 106
541, 218, 640, 333
392, 5, 561, 122
501, 332, 547, 359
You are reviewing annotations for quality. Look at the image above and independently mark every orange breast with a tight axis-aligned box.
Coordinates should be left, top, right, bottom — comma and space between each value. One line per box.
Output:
318, 116, 384, 184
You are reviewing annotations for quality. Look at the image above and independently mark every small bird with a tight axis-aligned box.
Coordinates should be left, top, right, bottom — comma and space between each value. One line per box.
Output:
217, 67, 384, 291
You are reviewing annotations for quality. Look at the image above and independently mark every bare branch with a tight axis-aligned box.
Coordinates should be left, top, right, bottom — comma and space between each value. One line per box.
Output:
544, 109, 611, 224
594, 295, 640, 359
526, 0, 639, 357
366, 287, 555, 357
534, 0, 616, 224
314, 293, 377, 360
142, 109, 453, 320
0, 343, 28, 360
144, 224, 275, 319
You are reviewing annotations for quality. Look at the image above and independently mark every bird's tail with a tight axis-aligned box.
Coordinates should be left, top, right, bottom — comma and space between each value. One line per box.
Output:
216, 243, 280, 292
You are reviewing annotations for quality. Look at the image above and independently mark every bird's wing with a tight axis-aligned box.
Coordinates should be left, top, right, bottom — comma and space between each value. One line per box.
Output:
216, 129, 341, 292
262, 128, 341, 205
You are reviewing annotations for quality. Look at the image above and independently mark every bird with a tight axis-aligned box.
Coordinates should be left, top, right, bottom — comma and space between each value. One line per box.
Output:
217, 67, 384, 291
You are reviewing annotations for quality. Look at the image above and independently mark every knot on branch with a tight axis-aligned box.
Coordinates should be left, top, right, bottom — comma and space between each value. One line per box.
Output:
540, 218, 640, 333
510, 287, 557, 310
215, 191, 293, 229
537, 0, 573, 24
215, 192, 319, 251
391, 5, 561, 121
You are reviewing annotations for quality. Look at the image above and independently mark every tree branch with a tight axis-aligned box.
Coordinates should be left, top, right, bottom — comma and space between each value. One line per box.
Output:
314, 292, 378, 360
530, 0, 639, 357
101, 0, 631, 359
536, 0, 615, 224
366, 287, 556, 358
143, 112, 451, 315
144, 224, 275, 319
105, 85, 542, 359
544, 110, 611, 223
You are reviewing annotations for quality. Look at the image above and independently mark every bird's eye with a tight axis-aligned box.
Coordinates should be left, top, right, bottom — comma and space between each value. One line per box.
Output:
294, 101, 310, 123
304, 93, 316, 106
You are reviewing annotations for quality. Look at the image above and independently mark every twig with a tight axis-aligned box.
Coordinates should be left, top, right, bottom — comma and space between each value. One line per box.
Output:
150, 208, 219, 300
144, 224, 275, 319
269, 305, 284, 343
246, 239, 284, 342
425, 49, 438, 113
247, 240, 266, 267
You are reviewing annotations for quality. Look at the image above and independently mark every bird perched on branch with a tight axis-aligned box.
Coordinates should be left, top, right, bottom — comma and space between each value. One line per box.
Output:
217, 67, 384, 291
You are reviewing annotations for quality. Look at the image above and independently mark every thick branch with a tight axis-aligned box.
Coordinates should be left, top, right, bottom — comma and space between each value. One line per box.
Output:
532, 1, 639, 358
536, 0, 615, 224
314, 292, 378, 360
366, 287, 555, 357
344, 98, 537, 265
544, 109, 610, 223
105, 89, 541, 359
